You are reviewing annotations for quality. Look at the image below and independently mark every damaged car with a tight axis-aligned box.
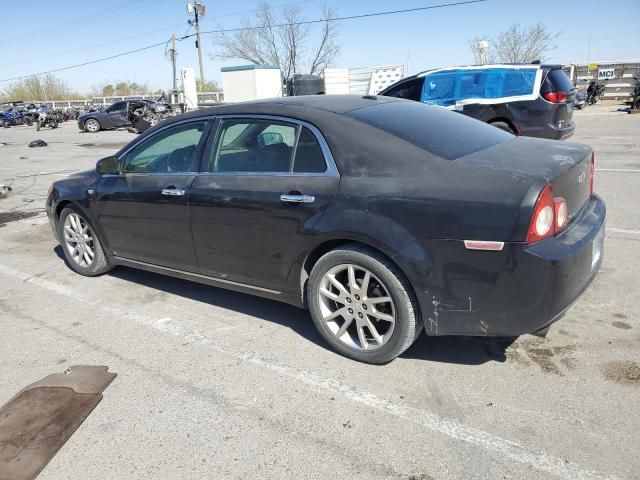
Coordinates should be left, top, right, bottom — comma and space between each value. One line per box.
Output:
47, 95, 605, 364
78, 99, 172, 133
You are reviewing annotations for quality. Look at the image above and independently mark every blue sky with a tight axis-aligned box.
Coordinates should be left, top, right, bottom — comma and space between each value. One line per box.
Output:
1, 0, 638, 93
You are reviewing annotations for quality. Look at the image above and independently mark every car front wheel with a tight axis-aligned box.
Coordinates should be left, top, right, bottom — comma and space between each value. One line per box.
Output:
58, 207, 112, 276
84, 118, 101, 132
308, 244, 420, 364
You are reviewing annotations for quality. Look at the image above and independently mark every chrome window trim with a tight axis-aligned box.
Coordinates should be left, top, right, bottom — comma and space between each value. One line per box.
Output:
203, 114, 339, 178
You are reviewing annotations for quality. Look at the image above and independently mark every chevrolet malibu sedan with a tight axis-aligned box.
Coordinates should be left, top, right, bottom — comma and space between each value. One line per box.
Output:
47, 95, 605, 364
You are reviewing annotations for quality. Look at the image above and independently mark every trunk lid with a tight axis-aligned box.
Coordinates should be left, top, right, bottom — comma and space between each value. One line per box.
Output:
456, 136, 592, 231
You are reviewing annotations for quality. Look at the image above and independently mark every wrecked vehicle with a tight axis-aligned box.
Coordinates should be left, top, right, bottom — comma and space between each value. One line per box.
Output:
380, 64, 576, 140
47, 95, 605, 363
77, 99, 172, 133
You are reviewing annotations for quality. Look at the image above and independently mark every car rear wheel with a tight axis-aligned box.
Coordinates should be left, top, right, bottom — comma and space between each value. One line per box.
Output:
308, 245, 420, 364
84, 118, 100, 132
58, 207, 112, 276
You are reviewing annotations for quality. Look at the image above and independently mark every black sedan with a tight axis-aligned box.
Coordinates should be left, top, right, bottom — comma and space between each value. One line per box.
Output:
47, 95, 605, 364
78, 99, 167, 132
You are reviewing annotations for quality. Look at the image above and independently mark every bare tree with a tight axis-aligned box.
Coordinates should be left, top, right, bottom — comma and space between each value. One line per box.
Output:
0, 74, 79, 102
469, 23, 560, 64
88, 80, 151, 98
212, 2, 339, 80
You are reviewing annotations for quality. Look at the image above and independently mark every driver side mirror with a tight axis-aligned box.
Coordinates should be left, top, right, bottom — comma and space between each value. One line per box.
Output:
96, 155, 120, 174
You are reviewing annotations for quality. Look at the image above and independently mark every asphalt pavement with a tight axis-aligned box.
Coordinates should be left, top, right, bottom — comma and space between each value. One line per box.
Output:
0, 103, 638, 480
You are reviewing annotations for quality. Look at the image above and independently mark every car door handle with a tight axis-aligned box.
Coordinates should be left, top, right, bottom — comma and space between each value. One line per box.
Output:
162, 188, 185, 197
280, 193, 315, 204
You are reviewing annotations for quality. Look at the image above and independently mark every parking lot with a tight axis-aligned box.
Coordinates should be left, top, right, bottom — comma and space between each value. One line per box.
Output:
0, 104, 638, 479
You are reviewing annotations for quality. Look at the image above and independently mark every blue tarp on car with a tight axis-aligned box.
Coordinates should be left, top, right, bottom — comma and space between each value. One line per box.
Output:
420, 67, 538, 107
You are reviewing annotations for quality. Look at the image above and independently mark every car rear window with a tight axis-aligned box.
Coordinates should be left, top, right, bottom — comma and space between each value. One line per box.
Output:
346, 100, 513, 160
541, 69, 573, 93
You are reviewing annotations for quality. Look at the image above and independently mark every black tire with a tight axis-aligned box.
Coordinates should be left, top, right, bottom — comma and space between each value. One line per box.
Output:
51, 118, 58, 129
25, 117, 33, 126
84, 118, 101, 132
489, 121, 515, 134
57, 206, 113, 276
307, 244, 421, 364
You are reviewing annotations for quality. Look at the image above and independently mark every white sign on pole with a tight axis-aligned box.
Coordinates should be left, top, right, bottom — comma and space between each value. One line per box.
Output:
597, 68, 615, 80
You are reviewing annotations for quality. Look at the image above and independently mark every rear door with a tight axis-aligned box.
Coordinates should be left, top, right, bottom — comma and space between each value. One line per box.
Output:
189, 116, 340, 291
96, 119, 211, 271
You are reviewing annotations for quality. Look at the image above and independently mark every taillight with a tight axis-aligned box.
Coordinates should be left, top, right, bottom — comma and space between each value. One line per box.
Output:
554, 197, 567, 229
526, 184, 568, 244
542, 91, 568, 103
589, 152, 595, 195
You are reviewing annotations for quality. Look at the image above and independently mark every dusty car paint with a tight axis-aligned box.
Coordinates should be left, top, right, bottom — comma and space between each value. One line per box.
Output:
48, 95, 605, 337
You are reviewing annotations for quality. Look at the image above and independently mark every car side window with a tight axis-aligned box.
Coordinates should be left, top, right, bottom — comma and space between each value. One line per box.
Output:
123, 121, 207, 174
107, 101, 126, 113
211, 119, 297, 173
383, 78, 423, 101
293, 127, 327, 173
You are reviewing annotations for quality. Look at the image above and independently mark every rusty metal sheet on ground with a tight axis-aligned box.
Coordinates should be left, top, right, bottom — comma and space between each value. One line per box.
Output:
0, 366, 116, 480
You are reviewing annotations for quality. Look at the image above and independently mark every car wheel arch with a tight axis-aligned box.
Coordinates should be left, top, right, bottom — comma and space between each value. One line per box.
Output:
83, 117, 101, 128
298, 237, 423, 318
488, 117, 519, 135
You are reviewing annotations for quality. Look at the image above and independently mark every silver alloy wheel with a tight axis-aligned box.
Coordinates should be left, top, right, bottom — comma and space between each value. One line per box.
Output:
63, 213, 96, 267
144, 112, 160, 126
85, 119, 100, 132
318, 264, 396, 351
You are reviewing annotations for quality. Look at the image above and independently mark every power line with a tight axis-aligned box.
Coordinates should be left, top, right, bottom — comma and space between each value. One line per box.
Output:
1, 0, 488, 83
0, 42, 168, 83
186, 0, 489, 39
0, 22, 186, 69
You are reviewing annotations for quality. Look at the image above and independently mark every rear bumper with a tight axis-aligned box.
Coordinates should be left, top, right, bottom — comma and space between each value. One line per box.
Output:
523, 121, 575, 140
416, 195, 605, 336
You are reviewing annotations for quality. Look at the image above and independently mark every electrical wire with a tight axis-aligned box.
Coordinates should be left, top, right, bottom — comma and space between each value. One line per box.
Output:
185, 0, 489, 39
0, 22, 187, 69
0, 41, 169, 83
1, 0, 488, 83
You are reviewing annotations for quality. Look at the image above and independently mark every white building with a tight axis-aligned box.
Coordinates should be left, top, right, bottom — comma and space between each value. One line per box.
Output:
221, 65, 282, 102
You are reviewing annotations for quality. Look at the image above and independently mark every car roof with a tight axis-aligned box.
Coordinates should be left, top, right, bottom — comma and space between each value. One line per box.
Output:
394, 63, 565, 82
212, 95, 402, 114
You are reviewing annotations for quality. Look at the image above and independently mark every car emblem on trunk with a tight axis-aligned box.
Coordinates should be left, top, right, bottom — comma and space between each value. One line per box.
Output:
577, 171, 586, 184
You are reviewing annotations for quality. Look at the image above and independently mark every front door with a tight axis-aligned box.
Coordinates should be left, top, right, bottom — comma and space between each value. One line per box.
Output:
95, 120, 210, 271
189, 117, 339, 291
104, 101, 129, 128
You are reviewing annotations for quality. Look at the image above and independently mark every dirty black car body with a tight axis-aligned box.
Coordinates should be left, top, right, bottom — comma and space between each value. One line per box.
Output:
48, 95, 605, 363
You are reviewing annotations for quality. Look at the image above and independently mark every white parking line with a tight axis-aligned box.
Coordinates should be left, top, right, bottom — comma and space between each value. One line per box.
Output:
608, 227, 640, 235
596, 168, 640, 173
0, 263, 617, 480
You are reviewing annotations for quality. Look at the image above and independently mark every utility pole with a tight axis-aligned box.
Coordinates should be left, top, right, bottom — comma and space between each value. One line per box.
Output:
170, 33, 177, 96
188, 1, 206, 87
